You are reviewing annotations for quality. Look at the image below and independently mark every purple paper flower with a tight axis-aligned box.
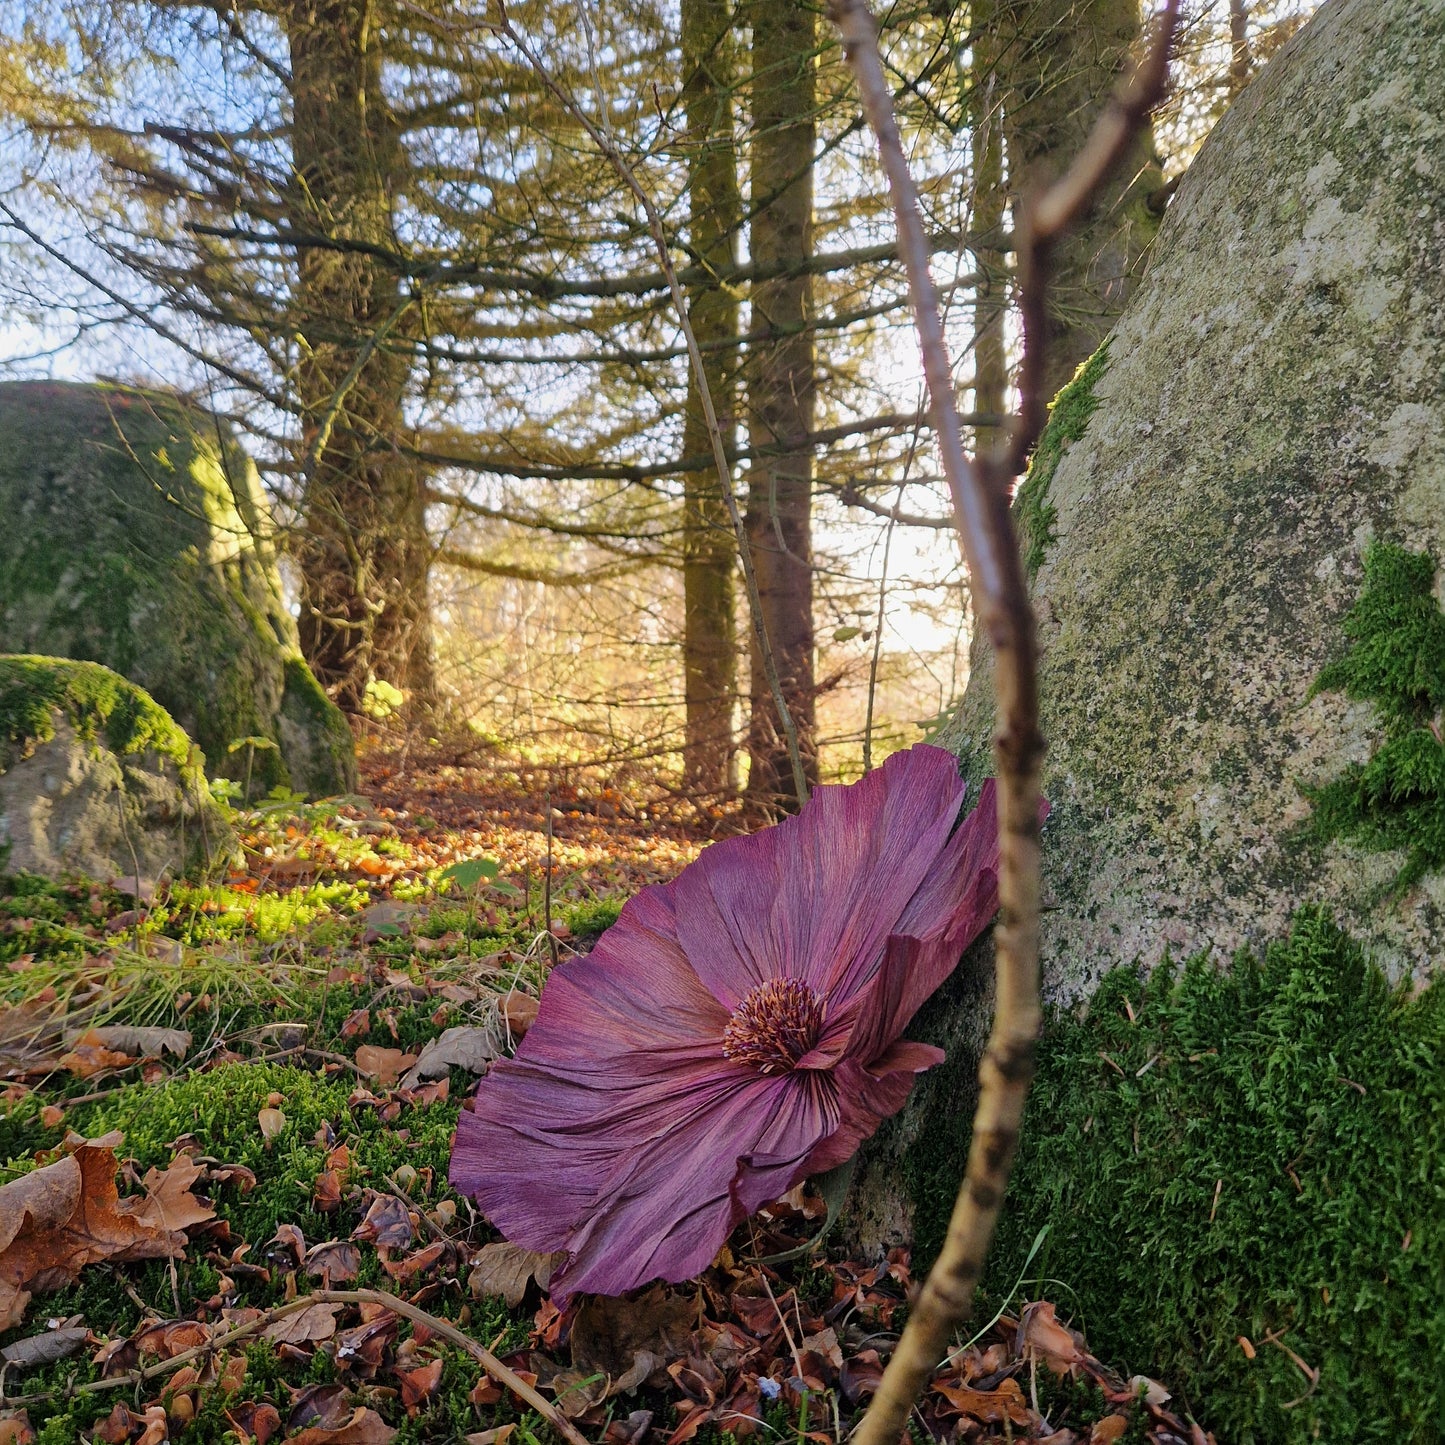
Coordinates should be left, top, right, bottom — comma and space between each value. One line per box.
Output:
449, 744, 1012, 1303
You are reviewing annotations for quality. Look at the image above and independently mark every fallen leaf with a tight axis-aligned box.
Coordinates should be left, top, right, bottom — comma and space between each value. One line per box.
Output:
1090, 1416, 1130, 1444
264, 1301, 341, 1345
354, 1045, 417, 1087
571, 1285, 695, 1380
466, 1427, 516, 1445
306, 1240, 362, 1283
1022, 1301, 1087, 1374
70, 1026, 190, 1058
287, 1401, 396, 1441
226, 1401, 282, 1445
499, 992, 539, 1037
0, 1412, 34, 1445
352, 1194, 414, 1249
135, 1320, 211, 1358
340, 1009, 371, 1040
396, 1357, 444, 1411
0, 1142, 196, 1330
1127, 1374, 1170, 1406
932, 1377, 1033, 1427
401, 1026, 498, 1086
313, 1170, 344, 1212
0, 1327, 88, 1371
135, 1405, 168, 1445
134, 1156, 217, 1234
468, 1241, 562, 1309
258, 1107, 287, 1142
56, 1029, 135, 1079
382, 1239, 445, 1282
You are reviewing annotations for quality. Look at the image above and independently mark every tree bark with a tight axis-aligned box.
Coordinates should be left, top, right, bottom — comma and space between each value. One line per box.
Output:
744, 0, 818, 809
970, 7, 1009, 461
287, 0, 435, 714
681, 0, 742, 796
991, 0, 1163, 402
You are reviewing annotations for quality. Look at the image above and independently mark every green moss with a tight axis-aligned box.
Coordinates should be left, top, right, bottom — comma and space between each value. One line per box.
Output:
1013, 342, 1111, 577
954, 910, 1445, 1444
0, 655, 194, 771
1305, 541, 1445, 891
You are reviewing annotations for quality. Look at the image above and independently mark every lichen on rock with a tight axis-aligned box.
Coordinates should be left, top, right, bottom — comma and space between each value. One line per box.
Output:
0, 381, 355, 799
0, 656, 236, 881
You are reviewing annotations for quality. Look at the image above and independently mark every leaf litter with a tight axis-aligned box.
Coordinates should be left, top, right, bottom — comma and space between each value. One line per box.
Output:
0, 745, 1214, 1444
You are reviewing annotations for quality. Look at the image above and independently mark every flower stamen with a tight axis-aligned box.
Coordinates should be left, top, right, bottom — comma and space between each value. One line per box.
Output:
722, 977, 826, 1074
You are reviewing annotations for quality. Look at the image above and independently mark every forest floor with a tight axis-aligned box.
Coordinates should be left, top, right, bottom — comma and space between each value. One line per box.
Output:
0, 738, 1216, 1445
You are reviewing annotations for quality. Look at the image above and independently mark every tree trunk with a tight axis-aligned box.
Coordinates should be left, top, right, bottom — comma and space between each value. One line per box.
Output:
681, 0, 742, 797
744, 0, 817, 809
992, 0, 1164, 402
970, 7, 1009, 461
287, 0, 435, 714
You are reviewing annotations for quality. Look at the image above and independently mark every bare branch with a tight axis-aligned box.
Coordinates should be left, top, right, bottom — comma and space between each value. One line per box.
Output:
825, 3, 1179, 1444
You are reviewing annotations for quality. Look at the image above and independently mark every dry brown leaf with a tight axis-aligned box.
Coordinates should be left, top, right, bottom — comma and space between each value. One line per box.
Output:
135, 1405, 168, 1445
0, 1412, 35, 1445
56, 1029, 135, 1078
1090, 1415, 1130, 1444
1021, 1301, 1087, 1374
499, 992, 539, 1037
0, 1142, 195, 1330
352, 1194, 414, 1249
571, 1285, 695, 1380
467, 1241, 562, 1309
305, 1240, 362, 1283
932, 1377, 1033, 1427
354, 1045, 417, 1087
134, 1156, 217, 1234
289, 1406, 398, 1445
226, 1402, 282, 1445
263, 1301, 340, 1345
71, 1026, 190, 1059
396, 1357, 444, 1411
0, 1327, 88, 1371
466, 1426, 516, 1445
401, 1026, 498, 1087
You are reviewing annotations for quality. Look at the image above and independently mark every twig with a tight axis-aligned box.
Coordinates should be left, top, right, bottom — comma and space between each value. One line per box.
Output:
825, 4, 1179, 1444
490, 3, 810, 811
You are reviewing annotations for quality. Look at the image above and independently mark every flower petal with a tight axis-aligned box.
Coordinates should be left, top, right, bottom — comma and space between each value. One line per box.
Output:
671, 745, 969, 1010
802, 1043, 945, 1176
454, 1063, 838, 1303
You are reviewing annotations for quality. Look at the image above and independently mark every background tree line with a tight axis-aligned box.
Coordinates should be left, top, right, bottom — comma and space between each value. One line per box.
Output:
0, 0, 1308, 805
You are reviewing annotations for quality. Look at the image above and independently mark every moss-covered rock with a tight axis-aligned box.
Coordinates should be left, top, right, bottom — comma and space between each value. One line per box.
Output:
938, 0, 1445, 985
0, 656, 236, 879
0, 381, 356, 798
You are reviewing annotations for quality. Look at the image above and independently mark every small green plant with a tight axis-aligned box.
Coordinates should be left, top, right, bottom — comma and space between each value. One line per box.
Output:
1306, 541, 1445, 891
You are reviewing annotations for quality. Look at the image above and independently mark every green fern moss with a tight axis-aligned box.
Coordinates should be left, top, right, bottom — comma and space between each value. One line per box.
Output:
1306, 541, 1445, 890
976, 909, 1445, 1444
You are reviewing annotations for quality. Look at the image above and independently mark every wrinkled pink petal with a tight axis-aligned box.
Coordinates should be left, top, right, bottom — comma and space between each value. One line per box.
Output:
453, 1065, 838, 1302
669, 745, 968, 1010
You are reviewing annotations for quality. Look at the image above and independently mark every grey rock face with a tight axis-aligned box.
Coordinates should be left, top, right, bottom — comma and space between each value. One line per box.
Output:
0, 658, 236, 881
0, 382, 356, 799
940, 0, 1445, 988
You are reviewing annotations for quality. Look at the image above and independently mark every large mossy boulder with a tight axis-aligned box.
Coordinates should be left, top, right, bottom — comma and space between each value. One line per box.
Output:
942, 0, 1445, 987
0, 382, 356, 798
0, 656, 236, 880
850, 0, 1445, 1434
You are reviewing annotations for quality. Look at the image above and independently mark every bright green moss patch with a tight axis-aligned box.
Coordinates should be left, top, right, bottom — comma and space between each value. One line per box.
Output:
0, 655, 194, 771
1013, 342, 1111, 577
1306, 541, 1445, 891
978, 910, 1444, 1444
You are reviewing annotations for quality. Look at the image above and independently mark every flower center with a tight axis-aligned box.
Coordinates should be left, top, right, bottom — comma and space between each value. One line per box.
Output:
722, 977, 826, 1075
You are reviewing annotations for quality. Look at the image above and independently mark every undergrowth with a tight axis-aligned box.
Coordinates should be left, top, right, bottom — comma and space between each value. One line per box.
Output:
987, 908, 1445, 1444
